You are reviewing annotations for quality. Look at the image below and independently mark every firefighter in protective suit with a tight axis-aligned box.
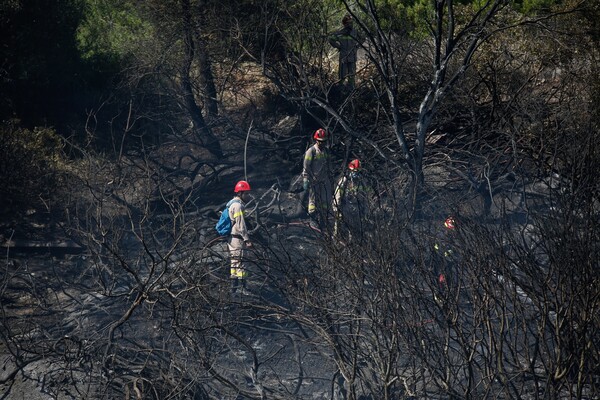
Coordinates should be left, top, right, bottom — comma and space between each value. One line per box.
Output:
332, 159, 370, 240
328, 14, 361, 89
302, 128, 333, 229
434, 216, 457, 292
228, 180, 252, 295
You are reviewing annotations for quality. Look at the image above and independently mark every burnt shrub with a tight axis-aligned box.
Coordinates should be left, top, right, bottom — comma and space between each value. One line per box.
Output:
0, 120, 65, 217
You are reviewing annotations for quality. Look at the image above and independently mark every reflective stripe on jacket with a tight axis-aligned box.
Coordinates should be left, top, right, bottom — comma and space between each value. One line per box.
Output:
332, 174, 370, 216
228, 198, 249, 241
302, 143, 329, 183
328, 26, 359, 63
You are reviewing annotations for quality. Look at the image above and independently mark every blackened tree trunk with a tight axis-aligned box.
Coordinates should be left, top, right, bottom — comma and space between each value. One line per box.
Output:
194, 9, 219, 118
180, 0, 222, 158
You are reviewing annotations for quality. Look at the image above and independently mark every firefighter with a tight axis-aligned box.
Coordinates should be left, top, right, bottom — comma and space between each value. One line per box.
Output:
302, 128, 333, 229
434, 216, 457, 292
328, 14, 361, 89
228, 180, 252, 295
332, 158, 370, 240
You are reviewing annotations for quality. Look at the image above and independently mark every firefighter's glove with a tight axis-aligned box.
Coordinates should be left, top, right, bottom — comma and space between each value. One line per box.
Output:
303, 179, 309, 191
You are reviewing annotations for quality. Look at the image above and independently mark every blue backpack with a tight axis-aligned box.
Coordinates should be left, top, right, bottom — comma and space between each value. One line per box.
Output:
215, 199, 240, 236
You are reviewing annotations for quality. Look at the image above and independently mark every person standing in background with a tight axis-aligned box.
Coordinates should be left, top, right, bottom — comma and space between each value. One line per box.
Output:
329, 14, 361, 89
228, 180, 253, 295
332, 159, 370, 241
302, 128, 333, 229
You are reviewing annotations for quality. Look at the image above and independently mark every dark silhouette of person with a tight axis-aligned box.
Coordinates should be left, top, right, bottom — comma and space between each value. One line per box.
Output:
328, 14, 361, 89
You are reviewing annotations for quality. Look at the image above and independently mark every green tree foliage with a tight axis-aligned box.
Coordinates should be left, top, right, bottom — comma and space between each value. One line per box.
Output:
513, 0, 561, 14
76, 0, 151, 63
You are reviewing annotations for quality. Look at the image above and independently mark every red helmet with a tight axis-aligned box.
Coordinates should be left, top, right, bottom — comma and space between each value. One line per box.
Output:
313, 128, 327, 141
444, 216, 456, 230
348, 159, 361, 170
234, 180, 251, 193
